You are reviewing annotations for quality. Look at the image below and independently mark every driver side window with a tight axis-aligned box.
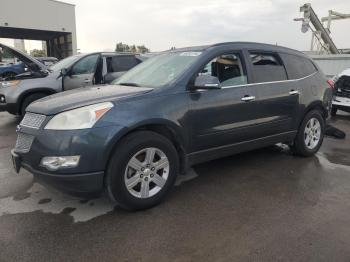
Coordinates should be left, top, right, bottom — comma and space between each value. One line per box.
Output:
71, 54, 99, 75
199, 53, 247, 87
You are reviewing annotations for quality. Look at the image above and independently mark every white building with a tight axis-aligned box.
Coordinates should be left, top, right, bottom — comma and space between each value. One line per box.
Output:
0, 0, 77, 58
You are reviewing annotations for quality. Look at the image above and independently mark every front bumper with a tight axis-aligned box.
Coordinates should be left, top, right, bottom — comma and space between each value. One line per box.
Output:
332, 96, 350, 112
332, 96, 350, 107
13, 123, 126, 195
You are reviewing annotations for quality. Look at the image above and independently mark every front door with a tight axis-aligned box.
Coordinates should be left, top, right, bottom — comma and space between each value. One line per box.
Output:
63, 54, 100, 90
188, 52, 260, 153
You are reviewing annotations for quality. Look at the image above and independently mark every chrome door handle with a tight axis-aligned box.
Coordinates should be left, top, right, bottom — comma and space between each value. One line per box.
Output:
241, 96, 255, 102
289, 90, 300, 95
84, 79, 91, 84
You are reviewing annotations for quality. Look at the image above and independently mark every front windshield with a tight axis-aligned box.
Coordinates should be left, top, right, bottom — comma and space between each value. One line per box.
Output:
114, 51, 202, 88
49, 55, 83, 72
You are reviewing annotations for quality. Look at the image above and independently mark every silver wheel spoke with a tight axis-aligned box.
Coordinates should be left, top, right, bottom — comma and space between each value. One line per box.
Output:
152, 174, 166, 187
305, 135, 311, 146
129, 157, 143, 171
145, 148, 156, 164
140, 180, 149, 198
126, 174, 141, 189
154, 158, 168, 170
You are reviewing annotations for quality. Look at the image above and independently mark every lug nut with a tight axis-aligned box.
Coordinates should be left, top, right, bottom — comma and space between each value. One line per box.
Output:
141, 167, 145, 171
140, 174, 143, 178
151, 167, 155, 171
146, 164, 150, 168
150, 174, 154, 178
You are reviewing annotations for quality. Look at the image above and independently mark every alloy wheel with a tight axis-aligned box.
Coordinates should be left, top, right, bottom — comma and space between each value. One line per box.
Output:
304, 117, 321, 150
124, 147, 170, 198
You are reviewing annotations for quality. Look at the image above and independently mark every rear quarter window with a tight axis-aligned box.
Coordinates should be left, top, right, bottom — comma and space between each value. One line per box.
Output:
249, 52, 287, 83
280, 53, 318, 80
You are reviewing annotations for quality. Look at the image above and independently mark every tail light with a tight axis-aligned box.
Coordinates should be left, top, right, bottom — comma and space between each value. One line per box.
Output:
327, 79, 335, 89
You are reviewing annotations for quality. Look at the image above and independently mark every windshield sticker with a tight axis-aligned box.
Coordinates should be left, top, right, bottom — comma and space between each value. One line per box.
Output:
180, 52, 202, 57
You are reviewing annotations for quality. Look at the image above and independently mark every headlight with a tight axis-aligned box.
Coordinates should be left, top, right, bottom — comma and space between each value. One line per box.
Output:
1, 80, 21, 88
45, 102, 114, 130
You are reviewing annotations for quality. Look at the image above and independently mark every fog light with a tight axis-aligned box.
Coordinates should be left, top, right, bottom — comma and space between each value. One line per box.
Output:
0, 95, 5, 103
40, 156, 80, 171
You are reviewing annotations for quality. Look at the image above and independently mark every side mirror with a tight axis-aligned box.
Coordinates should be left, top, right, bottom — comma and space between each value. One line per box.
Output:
61, 68, 69, 76
193, 75, 221, 90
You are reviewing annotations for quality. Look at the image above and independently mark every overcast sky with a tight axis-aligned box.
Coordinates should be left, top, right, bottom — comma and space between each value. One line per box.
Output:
2, 0, 350, 52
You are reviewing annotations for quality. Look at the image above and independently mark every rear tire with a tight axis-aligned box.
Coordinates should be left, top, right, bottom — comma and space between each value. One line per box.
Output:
291, 110, 325, 157
106, 131, 179, 211
20, 93, 48, 116
331, 106, 337, 117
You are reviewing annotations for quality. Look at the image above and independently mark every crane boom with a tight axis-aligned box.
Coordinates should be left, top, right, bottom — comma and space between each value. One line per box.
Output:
300, 3, 339, 54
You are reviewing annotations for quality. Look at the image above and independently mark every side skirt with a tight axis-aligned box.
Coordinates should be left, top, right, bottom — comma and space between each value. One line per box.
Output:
187, 131, 297, 166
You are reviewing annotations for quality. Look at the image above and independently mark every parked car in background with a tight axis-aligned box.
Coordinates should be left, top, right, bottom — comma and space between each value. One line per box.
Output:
0, 61, 26, 79
331, 68, 350, 116
12, 42, 332, 210
0, 43, 146, 115
35, 57, 59, 66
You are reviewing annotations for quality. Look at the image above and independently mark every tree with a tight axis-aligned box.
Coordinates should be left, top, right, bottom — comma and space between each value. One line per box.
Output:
136, 45, 150, 54
30, 49, 46, 57
115, 42, 150, 53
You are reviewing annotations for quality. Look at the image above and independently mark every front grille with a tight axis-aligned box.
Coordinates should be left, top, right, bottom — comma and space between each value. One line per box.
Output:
15, 133, 34, 153
20, 113, 46, 129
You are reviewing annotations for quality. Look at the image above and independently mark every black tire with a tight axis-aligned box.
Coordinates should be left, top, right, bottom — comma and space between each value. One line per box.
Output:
330, 106, 337, 117
21, 93, 48, 116
106, 131, 179, 211
291, 110, 325, 157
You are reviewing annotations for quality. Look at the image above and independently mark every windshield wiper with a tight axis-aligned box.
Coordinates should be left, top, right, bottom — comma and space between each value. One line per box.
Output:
118, 82, 140, 87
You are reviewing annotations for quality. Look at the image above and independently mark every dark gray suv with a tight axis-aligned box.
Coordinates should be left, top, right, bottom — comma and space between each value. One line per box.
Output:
12, 42, 333, 210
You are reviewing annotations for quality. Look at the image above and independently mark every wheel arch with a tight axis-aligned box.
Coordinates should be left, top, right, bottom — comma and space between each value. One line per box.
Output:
104, 119, 188, 178
18, 88, 57, 114
302, 100, 328, 121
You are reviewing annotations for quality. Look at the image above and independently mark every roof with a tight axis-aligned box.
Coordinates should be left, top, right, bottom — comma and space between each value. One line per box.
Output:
165, 42, 306, 57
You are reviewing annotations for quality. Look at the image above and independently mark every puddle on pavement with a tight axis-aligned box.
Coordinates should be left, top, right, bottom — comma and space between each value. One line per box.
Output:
0, 168, 198, 223
316, 152, 350, 172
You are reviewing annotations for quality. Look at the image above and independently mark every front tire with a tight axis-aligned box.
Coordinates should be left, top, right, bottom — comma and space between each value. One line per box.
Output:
21, 93, 48, 116
291, 110, 325, 157
106, 131, 179, 211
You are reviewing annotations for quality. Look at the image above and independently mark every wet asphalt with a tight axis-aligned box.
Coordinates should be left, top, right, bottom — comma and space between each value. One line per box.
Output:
0, 111, 350, 262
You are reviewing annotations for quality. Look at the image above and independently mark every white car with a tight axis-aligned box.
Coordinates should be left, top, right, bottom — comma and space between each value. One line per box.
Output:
331, 68, 350, 116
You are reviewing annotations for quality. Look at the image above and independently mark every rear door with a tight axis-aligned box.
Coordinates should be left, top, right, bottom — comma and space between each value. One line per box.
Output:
63, 54, 99, 90
244, 51, 299, 136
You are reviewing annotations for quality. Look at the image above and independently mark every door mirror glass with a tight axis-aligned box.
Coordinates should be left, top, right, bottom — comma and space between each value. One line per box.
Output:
194, 75, 221, 89
61, 68, 69, 76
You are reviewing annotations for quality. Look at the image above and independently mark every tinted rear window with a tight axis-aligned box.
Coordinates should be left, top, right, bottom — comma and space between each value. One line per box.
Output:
249, 52, 287, 83
280, 53, 318, 79
107, 56, 141, 72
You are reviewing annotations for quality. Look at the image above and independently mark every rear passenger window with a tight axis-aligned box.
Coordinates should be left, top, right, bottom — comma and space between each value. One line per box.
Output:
107, 56, 141, 73
199, 53, 247, 87
280, 53, 318, 79
249, 52, 287, 83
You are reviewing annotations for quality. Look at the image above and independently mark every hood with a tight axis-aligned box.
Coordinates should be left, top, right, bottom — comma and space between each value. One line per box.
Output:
0, 43, 47, 73
27, 85, 153, 115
